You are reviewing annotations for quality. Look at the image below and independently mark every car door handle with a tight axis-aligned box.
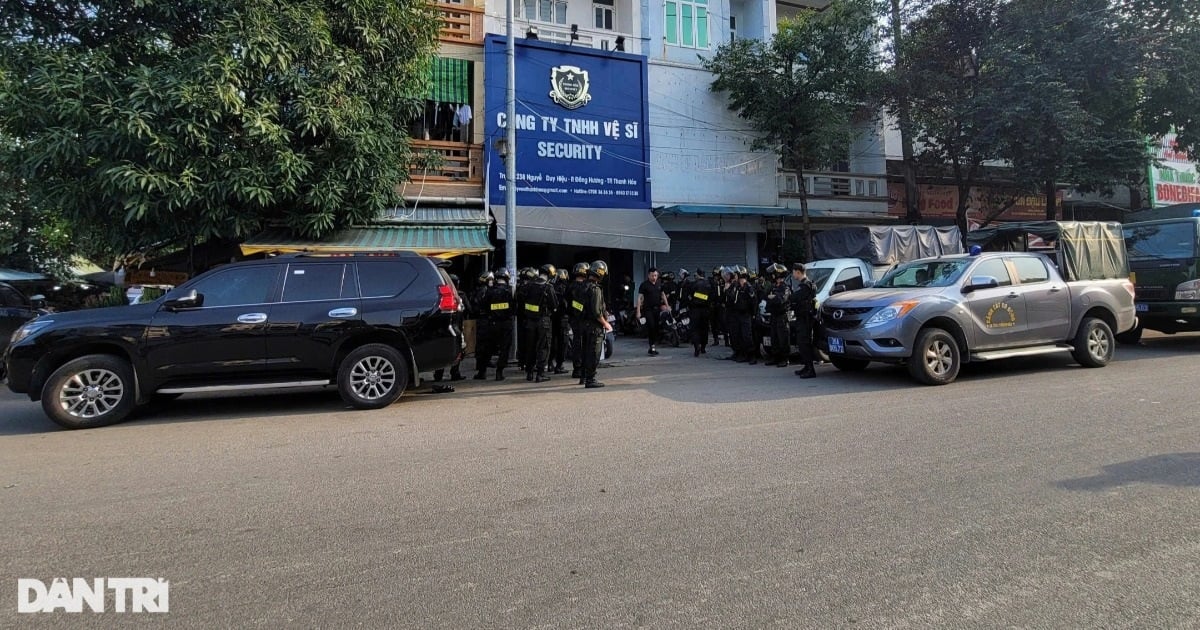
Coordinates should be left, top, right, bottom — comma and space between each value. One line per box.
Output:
328, 307, 358, 318
1007, 292, 1019, 299
237, 313, 268, 324
1049, 286, 1062, 293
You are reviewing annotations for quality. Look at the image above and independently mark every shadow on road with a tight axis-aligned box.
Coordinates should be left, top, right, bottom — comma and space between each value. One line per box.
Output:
1056, 453, 1200, 491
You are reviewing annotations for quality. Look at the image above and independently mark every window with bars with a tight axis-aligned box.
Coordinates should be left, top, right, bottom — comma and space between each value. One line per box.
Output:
665, 0, 709, 48
594, 0, 614, 30
522, 0, 568, 24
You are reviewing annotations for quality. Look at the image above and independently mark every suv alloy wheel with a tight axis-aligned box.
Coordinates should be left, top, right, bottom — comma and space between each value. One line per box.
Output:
337, 344, 409, 409
41, 355, 138, 429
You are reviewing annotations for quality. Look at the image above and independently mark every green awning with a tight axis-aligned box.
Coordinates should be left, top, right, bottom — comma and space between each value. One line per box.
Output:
241, 226, 492, 258
427, 57, 471, 103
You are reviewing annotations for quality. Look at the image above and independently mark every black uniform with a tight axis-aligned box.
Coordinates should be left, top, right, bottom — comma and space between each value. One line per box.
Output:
568, 278, 589, 378
515, 277, 529, 370
520, 278, 558, 380
689, 277, 712, 354
710, 276, 726, 346
550, 279, 570, 373
475, 283, 515, 380
730, 280, 757, 363
789, 277, 819, 375
765, 282, 792, 366
580, 278, 606, 385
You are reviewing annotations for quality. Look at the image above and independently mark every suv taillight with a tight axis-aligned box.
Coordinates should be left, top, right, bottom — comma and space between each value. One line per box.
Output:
437, 284, 460, 312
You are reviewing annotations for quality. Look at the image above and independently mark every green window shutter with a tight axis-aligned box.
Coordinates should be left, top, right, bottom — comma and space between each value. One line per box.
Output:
697, 6, 708, 48
665, 2, 678, 45
427, 57, 471, 103
681, 3, 694, 47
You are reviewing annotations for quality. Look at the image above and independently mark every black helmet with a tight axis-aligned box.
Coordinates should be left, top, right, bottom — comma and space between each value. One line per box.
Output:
556, 268, 568, 282
494, 268, 511, 282
767, 262, 787, 278
735, 264, 749, 278
589, 260, 608, 279
696, 268, 705, 277
572, 262, 590, 277
540, 263, 557, 278
478, 271, 494, 284
661, 271, 675, 282
521, 267, 537, 281
712, 266, 722, 277
679, 268, 689, 279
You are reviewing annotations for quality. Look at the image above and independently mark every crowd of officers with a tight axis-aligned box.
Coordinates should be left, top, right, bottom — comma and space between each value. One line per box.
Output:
437, 260, 822, 390
452, 260, 614, 389
639, 263, 820, 378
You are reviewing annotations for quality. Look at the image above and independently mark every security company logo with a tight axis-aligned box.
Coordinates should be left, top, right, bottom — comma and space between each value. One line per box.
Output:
17, 578, 169, 613
985, 302, 1017, 328
549, 65, 592, 110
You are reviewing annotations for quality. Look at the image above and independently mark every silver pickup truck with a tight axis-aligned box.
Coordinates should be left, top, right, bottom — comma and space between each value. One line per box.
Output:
821, 249, 1137, 385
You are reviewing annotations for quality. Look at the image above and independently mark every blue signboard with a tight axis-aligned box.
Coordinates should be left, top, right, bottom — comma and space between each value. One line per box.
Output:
484, 35, 650, 209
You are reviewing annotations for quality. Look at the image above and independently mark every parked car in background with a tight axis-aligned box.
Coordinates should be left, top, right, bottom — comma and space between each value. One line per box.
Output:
4, 253, 464, 429
0, 282, 47, 366
1120, 211, 1200, 343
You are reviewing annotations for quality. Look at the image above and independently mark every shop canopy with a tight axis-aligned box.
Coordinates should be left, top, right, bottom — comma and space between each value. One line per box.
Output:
491, 206, 670, 253
242, 207, 493, 258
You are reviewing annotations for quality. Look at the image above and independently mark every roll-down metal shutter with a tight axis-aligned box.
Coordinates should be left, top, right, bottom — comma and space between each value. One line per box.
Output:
654, 232, 747, 275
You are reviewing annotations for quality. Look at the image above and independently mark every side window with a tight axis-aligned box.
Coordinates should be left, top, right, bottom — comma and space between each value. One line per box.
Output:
835, 268, 864, 291
1011, 257, 1050, 284
357, 261, 416, 298
282, 264, 354, 302
189, 267, 279, 308
971, 259, 1013, 287
0, 287, 24, 307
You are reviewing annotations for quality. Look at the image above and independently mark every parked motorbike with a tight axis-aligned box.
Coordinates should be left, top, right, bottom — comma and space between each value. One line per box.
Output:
658, 308, 685, 348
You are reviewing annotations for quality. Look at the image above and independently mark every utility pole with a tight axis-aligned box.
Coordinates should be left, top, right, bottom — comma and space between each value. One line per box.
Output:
505, 0, 519, 358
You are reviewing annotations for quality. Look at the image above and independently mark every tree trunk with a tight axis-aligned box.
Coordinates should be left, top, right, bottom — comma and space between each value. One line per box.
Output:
955, 184, 970, 239
889, 0, 921, 224
1044, 179, 1057, 220
796, 166, 813, 261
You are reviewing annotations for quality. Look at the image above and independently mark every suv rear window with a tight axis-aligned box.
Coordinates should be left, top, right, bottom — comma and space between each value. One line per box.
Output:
357, 261, 417, 298
282, 264, 356, 302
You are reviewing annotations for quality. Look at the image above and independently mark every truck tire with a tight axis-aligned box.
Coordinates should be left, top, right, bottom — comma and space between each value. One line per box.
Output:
907, 328, 960, 385
337, 344, 408, 410
1072, 317, 1114, 368
1115, 323, 1143, 345
40, 354, 138, 429
830, 357, 870, 372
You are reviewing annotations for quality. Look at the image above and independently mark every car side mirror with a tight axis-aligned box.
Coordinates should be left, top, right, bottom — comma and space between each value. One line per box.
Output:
830, 284, 848, 296
29, 294, 46, 308
963, 276, 1000, 294
863, 279, 875, 288
163, 289, 202, 311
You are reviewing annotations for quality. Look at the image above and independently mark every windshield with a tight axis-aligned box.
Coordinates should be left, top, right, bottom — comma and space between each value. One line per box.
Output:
806, 267, 835, 292
1123, 221, 1199, 260
875, 259, 971, 288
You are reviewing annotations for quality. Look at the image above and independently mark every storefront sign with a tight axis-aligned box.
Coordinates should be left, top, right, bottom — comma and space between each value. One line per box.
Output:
1149, 133, 1200, 206
484, 36, 650, 208
888, 183, 1056, 221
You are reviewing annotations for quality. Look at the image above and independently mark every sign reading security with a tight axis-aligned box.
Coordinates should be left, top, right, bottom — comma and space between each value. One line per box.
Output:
485, 36, 651, 208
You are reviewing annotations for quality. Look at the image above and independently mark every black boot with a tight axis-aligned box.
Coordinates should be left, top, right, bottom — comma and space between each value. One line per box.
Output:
694, 345, 700, 357
700, 345, 707, 354
474, 371, 487, 380
796, 366, 816, 378
536, 372, 551, 383
585, 379, 605, 389
495, 369, 506, 382
553, 364, 568, 375
526, 370, 534, 382
571, 368, 581, 379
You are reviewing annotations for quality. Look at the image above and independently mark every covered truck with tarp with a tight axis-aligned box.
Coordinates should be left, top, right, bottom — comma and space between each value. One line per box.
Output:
965, 221, 1129, 282
812, 225, 965, 267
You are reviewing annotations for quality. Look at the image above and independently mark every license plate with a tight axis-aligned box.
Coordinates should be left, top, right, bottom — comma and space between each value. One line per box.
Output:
1136, 303, 1148, 312
828, 337, 845, 354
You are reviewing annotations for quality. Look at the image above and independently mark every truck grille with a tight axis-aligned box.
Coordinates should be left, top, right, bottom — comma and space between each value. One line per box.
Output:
1135, 287, 1170, 301
822, 306, 873, 330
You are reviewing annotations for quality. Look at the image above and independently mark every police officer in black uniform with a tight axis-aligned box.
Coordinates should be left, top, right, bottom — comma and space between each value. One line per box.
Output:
515, 268, 537, 372
730, 266, 757, 364
790, 263, 819, 379
474, 269, 515, 381
568, 262, 590, 380
688, 268, 712, 357
763, 263, 792, 367
520, 264, 559, 382
550, 268, 570, 374
710, 266, 726, 347
580, 260, 611, 389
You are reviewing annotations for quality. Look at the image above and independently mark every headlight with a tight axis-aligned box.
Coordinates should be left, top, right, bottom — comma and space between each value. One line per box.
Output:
10, 318, 54, 344
1176, 280, 1200, 300
863, 301, 919, 328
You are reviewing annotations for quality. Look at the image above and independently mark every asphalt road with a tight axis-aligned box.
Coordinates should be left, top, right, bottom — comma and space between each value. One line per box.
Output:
2, 333, 1199, 628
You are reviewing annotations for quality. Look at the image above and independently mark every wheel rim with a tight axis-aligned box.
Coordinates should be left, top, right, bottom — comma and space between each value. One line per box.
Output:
58, 369, 124, 419
350, 356, 397, 401
1087, 326, 1111, 360
924, 340, 954, 376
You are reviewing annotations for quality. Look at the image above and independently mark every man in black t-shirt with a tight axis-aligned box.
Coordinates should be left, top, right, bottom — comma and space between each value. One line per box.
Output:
636, 268, 669, 356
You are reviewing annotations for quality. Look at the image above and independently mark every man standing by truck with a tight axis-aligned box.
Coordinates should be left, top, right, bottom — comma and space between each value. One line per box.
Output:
790, 263, 818, 379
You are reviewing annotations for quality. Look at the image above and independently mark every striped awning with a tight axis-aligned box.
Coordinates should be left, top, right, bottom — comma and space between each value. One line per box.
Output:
240, 226, 492, 258
427, 57, 471, 103
377, 206, 489, 225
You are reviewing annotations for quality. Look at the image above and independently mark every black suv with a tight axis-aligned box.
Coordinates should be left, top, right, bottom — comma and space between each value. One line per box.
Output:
4, 253, 464, 429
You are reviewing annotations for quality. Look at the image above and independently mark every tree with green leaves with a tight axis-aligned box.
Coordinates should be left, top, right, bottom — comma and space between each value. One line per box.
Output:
884, 0, 923, 224
0, 137, 72, 277
704, 0, 879, 259
0, 0, 441, 265
991, 0, 1150, 219
900, 0, 1005, 235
